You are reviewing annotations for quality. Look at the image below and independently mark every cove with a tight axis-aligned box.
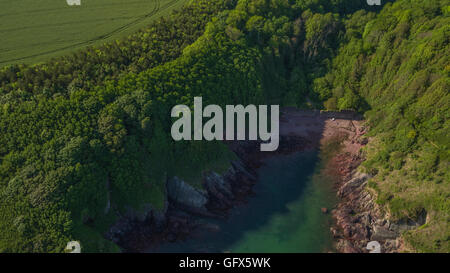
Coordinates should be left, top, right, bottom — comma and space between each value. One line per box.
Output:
148, 150, 337, 253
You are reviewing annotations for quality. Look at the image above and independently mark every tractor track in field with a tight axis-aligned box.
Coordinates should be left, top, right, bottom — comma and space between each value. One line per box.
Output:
0, 17, 138, 34
0, 1, 157, 18
0, 0, 183, 65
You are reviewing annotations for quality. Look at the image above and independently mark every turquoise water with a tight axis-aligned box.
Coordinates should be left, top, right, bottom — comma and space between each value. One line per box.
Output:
150, 151, 337, 253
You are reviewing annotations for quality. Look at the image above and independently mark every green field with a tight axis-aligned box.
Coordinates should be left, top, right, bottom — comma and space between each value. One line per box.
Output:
0, 0, 187, 65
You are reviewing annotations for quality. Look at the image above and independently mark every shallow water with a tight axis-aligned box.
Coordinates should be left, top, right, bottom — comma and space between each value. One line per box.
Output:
149, 151, 337, 253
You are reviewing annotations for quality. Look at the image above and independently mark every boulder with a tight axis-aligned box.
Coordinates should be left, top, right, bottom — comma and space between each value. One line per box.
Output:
338, 172, 370, 197
204, 171, 234, 200
167, 176, 208, 211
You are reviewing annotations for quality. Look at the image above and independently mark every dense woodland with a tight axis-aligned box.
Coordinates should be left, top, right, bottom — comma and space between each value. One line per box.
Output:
0, 0, 448, 252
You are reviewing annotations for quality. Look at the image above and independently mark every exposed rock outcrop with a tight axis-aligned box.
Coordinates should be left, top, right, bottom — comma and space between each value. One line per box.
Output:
332, 172, 426, 253
108, 158, 257, 252
328, 124, 427, 253
106, 109, 377, 252
204, 171, 234, 212
167, 176, 210, 216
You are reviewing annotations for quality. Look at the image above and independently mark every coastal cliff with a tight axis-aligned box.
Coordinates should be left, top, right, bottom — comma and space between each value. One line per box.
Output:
105, 109, 423, 253
328, 124, 426, 253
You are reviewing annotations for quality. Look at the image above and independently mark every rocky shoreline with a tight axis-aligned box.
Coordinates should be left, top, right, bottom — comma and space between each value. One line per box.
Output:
106, 134, 315, 252
105, 158, 258, 252
105, 109, 419, 253
327, 122, 425, 253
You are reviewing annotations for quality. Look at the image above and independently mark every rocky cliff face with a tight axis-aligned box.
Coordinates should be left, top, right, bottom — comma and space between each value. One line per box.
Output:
167, 176, 209, 215
332, 170, 428, 253
106, 109, 415, 253
329, 130, 427, 253
106, 158, 257, 252
105, 133, 313, 252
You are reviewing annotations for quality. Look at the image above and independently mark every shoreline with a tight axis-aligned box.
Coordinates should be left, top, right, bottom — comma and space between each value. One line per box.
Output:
108, 108, 394, 253
324, 120, 404, 253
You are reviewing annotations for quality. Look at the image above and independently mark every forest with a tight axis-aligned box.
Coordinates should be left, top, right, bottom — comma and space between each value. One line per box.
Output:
0, 0, 448, 252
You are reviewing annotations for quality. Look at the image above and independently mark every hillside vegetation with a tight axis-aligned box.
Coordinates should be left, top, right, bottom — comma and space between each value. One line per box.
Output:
0, 0, 237, 252
313, 0, 449, 252
0, 0, 448, 252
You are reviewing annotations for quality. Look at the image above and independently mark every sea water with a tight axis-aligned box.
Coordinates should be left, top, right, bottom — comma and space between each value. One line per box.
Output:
149, 151, 337, 253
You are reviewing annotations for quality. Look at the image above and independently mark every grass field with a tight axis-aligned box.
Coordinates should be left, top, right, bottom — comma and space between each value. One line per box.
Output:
0, 0, 188, 66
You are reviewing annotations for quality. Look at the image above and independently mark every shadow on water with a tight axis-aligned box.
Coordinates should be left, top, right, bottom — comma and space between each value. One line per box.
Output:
148, 149, 336, 253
